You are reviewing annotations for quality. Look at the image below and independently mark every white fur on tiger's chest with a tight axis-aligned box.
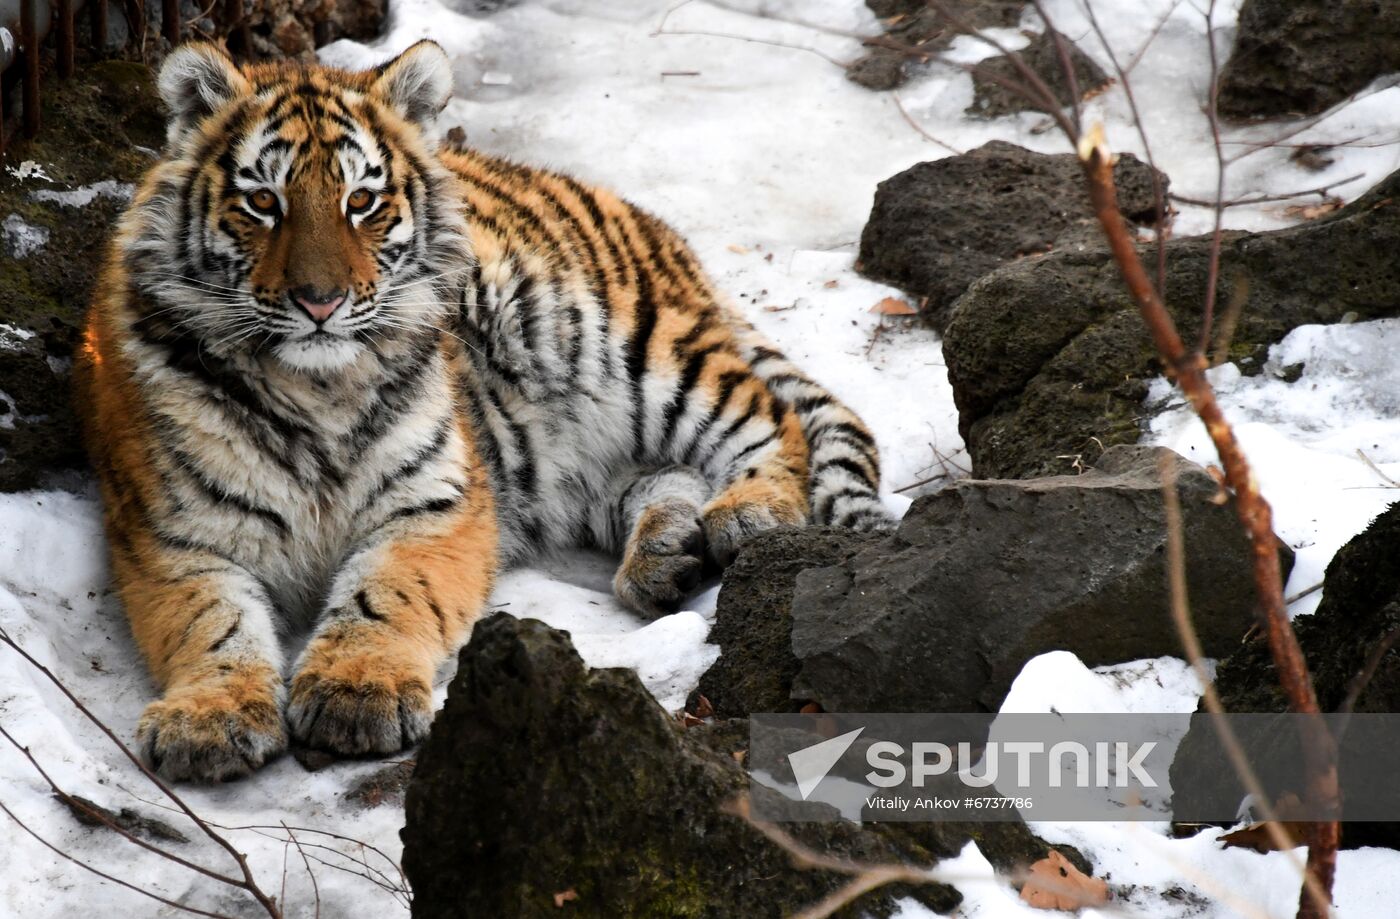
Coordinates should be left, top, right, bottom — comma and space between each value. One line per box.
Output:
129, 334, 466, 625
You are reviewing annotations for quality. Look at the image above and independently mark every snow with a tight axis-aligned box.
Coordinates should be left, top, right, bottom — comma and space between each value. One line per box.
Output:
30, 180, 135, 208
2, 214, 49, 258
5, 0, 1400, 916
0, 324, 37, 350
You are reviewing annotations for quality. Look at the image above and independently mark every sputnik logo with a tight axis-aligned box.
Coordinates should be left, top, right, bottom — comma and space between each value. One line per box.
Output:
788, 728, 864, 800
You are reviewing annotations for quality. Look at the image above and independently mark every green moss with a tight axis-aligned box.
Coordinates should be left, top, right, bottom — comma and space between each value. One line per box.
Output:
0, 58, 164, 490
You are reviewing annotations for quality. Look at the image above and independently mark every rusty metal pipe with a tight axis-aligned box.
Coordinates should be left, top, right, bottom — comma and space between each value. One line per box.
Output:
87, 0, 104, 52
161, 0, 176, 44
20, 0, 38, 137
55, 0, 71, 76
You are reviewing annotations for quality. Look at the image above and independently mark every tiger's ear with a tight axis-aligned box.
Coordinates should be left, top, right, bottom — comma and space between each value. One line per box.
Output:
158, 43, 249, 144
372, 41, 454, 137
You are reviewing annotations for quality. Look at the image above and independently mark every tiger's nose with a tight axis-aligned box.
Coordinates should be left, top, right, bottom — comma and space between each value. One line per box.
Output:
291, 287, 347, 323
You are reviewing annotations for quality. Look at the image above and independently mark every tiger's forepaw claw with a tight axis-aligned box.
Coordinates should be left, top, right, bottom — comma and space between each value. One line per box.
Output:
287, 671, 432, 756
702, 501, 797, 568
614, 501, 707, 617
137, 684, 286, 783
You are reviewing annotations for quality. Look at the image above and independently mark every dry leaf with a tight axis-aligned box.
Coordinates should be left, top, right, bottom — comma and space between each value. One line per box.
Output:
727, 243, 750, 254
732, 749, 747, 764
1205, 464, 1230, 504
1283, 199, 1343, 221
1020, 851, 1109, 910
693, 695, 715, 719
799, 701, 824, 714
679, 712, 703, 728
823, 279, 839, 289
553, 889, 579, 908
1220, 794, 1311, 853
869, 297, 916, 316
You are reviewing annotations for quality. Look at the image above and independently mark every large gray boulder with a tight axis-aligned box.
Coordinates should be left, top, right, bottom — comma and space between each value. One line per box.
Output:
857, 142, 1167, 331
1219, 0, 1400, 120
791, 446, 1288, 713
690, 527, 884, 718
941, 164, 1400, 480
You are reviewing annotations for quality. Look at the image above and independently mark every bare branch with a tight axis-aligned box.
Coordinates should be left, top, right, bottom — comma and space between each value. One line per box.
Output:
892, 94, 963, 155
283, 822, 322, 919
0, 626, 283, 919
0, 796, 237, 919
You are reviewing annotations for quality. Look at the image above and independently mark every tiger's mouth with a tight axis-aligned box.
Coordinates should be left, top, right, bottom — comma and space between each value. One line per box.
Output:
272, 332, 366, 372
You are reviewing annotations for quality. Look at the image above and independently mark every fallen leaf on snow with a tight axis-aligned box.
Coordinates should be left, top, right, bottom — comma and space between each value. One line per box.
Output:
1020, 850, 1109, 910
727, 243, 750, 254
1283, 199, 1343, 221
1219, 793, 1312, 853
869, 297, 916, 316
823, 279, 839, 289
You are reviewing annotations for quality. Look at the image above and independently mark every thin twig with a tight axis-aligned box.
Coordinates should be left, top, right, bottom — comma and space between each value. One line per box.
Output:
283, 822, 322, 919
1356, 448, 1400, 488
1081, 126, 1338, 919
1169, 173, 1365, 209
1285, 581, 1324, 606
1336, 623, 1400, 728
1159, 455, 1324, 899
0, 796, 237, 919
892, 94, 962, 155
1078, 0, 1173, 299
0, 724, 247, 889
0, 626, 283, 919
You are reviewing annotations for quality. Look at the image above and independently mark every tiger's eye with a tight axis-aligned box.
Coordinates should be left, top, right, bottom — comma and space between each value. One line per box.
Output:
347, 189, 374, 212
248, 189, 279, 215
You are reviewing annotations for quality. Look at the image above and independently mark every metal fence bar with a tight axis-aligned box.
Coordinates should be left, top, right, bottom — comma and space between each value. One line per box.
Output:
162, 0, 178, 45
20, 0, 38, 137
56, 0, 74, 77
88, 0, 106, 52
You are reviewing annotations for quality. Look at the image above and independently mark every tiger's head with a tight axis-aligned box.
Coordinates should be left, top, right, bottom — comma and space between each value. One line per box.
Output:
126, 41, 467, 372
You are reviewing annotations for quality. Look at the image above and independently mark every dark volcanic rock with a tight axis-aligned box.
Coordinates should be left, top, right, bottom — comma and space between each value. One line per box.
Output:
849, 0, 1023, 91
1218, 0, 1400, 120
691, 527, 884, 718
942, 164, 1400, 480
857, 142, 1167, 331
0, 61, 166, 492
1170, 501, 1400, 848
787, 446, 1291, 714
402, 614, 965, 918
968, 30, 1110, 118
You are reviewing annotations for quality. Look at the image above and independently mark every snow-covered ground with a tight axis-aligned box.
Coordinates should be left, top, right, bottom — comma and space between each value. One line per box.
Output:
4, 0, 1400, 916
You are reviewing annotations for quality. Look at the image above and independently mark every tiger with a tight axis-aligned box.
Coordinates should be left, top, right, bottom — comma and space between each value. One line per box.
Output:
75, 40, 892, 783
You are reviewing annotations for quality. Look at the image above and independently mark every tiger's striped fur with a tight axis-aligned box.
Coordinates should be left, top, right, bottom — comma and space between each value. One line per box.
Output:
76, 41, 890, 782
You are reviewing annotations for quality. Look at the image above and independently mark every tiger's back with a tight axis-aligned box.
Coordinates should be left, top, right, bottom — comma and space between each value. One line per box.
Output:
441, 147, 892, 573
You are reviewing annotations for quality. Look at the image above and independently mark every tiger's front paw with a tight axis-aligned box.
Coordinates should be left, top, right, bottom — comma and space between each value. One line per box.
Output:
287, 658, 433, 756
703, 499, 804, 568
137, 676, 286, 783
614, 500, 706, 617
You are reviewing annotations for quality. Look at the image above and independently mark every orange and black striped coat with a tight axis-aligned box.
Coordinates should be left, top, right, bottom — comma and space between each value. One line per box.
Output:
75, 40, 889, 783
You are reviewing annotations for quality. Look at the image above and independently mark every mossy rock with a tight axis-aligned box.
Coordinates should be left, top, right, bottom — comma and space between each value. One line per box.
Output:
1170, 502, 1400, 848
0, 59, 165, 490
403, 615, 976, 918
942, 165, 1400, 479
